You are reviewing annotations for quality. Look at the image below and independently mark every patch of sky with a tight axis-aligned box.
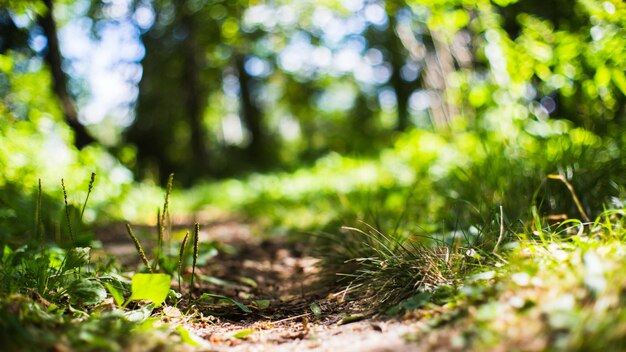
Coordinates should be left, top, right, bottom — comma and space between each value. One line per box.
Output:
245, 56, 273, 78
378, 88, 397, 110
317, 82, 357, 112
364, 3, 387, 26
60, 16, 145, 126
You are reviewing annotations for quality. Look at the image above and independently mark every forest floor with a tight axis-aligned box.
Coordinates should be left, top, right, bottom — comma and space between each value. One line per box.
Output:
96, 220, 439, 352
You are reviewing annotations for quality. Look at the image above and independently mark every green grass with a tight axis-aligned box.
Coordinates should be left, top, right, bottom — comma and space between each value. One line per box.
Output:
403, 211, 626, 350
0, 175, 213, 351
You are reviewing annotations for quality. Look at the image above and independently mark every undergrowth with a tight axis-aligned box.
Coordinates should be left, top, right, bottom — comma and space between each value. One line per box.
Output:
402, 210, 626, 350
0, 174, 240, 351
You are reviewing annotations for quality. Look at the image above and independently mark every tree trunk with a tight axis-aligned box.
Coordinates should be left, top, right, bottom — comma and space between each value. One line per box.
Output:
235, 55, 266, 165
387, 14, 412, 132
39, 0, 94, 149
181, 15, 210, 174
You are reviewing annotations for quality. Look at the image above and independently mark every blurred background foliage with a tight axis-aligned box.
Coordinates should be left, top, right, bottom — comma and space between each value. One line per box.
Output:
0, 0, 625, 241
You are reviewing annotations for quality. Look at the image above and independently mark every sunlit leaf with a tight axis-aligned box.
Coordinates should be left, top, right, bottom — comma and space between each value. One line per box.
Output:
128, 273, 171, 307
104, 283, 125, 307
337, 314, 365, 325
232, 329, 254, 339
176, 326, 203, 347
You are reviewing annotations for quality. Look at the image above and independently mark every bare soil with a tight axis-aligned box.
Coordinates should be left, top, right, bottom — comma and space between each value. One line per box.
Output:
95, 220, 435, 352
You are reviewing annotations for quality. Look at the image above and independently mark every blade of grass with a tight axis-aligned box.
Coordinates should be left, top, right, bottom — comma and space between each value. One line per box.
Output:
35, 178, 43, 245
493, 205, 505, 252
190, 223, 199, 297
155, 208, 162, 272
178, 231, 189, 293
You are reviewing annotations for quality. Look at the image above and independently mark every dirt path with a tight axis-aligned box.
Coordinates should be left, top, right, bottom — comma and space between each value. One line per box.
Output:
96, 220, 428, 352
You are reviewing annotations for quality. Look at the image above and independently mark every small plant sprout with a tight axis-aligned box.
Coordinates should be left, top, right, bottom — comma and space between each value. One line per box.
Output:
190, 223, 200, 295
61, 178, 74, 244
80, 172, 96, 222
155, 207, 162, 272
155, 173, 174, 272
35, 178, 43, 245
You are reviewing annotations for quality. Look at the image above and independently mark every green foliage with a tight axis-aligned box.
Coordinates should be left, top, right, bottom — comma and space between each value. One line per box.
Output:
1, 0, 626, 349
416, 211, 626, 350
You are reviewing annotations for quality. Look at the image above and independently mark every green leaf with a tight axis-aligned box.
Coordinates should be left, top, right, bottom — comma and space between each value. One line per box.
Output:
104, 283, 125, 307
612, 69, 626, 96
128, 273, 171, 307
176, 326, 201, 347
337, 314, 365, 325
232, 329, 254, 339
254, 299, 270, 310
68, 278, 107, 305
199, 293, 251, 313
239, 276, 258, 289
400, 292, 432, 311
310, 302, 322, 316
1, 245, 12, 264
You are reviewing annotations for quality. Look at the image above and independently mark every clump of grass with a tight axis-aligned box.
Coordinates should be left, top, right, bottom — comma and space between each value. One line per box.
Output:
316, 222, 487, 307
125, 224, 154, 273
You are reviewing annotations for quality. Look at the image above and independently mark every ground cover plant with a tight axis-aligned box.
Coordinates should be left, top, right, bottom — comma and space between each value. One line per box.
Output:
1, 0, 626, 350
